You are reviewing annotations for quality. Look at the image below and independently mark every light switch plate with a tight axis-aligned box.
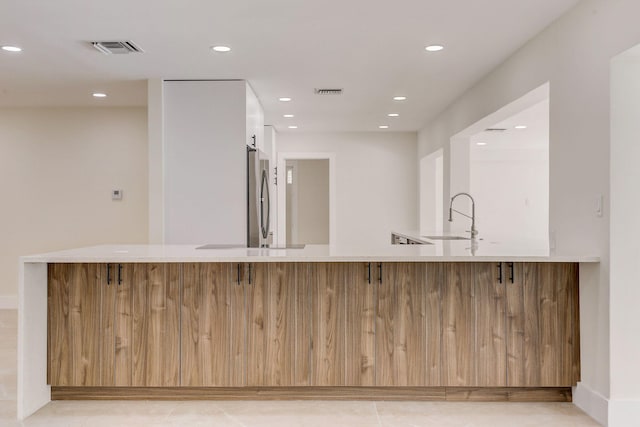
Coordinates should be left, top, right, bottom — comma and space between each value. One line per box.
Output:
596, 194, 603, 217
112, 189, 123, 200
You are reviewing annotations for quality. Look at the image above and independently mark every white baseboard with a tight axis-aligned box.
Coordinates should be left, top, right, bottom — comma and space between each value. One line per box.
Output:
574, 382, 609, 426
0, 295, 18, 309
609, 398, 640, 427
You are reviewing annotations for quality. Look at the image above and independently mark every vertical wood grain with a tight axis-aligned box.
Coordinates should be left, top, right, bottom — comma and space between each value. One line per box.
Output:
167, 264, 181, 385
538, 263, 559, 385
522, 263, 541, 386
264, 263, 296, 386
48, 264, 103, 386
569, 264, 581, 384
71, 264, 101, 386
115, 264, 133, 386
393, 263, 427, 386
425, 263, 443, 386
180, 263, 199, 386
131, 264, 180, 386
229, 263, 246, 386
442, 263, 476, 386
475, 263, 506, 386
295, 263, 312, 386
311, 263, 346, 386
506, 263, 525, 386
48, 264, 72, 385
375, 263, 394, 386
181, 263, 233, 386
246, 263, 267, 386
548, 263, 580, 386
100, 264, 116, 386
345, 263, 375, 386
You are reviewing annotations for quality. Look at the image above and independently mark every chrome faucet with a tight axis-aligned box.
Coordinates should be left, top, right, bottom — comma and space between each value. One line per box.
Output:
448, 192, 478, 238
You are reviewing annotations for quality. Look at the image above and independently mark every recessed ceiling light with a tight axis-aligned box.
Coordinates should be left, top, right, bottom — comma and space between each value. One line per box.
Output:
476, 142, 487, 146
1, 45, 22, 52
425, 45, 444, 52
92, 93, 107, 98
515, 125, 528, 129
388, 113, 399, 117
279, 97, 292, 102
211, 45, 231, 52
393, 96, 407, 101
283, 114, 294, 118
288, 125, 298, 129
379, 125, 389, 129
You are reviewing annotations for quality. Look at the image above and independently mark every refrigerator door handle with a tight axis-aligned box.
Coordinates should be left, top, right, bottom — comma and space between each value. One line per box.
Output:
260, 169, 270, 240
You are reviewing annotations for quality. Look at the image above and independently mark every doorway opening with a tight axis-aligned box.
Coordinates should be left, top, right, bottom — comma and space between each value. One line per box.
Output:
449, 83, 550, 242
276, 152, 336, 246
285, 159, 329, 245
419, 149, 443, 234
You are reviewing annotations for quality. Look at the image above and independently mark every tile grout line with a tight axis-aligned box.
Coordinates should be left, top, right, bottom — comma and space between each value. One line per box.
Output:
373, 401, 383, 427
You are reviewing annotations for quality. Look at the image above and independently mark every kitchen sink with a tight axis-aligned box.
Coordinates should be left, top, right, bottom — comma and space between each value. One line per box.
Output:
422, 235, 470, 240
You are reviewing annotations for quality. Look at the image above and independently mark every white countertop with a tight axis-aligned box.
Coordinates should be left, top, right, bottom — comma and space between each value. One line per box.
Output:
20, 237, 600, 263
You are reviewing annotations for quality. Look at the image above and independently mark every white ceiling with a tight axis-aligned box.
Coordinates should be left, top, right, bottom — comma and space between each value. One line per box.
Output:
0, 0, 580, 132
471, 100, 550, 150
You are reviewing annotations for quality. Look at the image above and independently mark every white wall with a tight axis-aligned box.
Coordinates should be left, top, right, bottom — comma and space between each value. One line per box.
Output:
610, 50, 640, 425
277, 132, 418, 247
0, 107, 149, 301
417, 1, 640, 425
468, 100, 549, 241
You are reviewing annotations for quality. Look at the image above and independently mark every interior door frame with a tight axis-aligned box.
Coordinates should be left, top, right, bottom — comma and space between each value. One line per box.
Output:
276, 152, 336, 247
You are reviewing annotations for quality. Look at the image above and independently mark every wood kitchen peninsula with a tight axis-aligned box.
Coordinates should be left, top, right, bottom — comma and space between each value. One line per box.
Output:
18, 243, 599, 419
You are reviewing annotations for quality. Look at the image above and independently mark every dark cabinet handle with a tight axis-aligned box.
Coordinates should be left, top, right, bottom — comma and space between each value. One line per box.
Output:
497, 263, 503, 284
117, 264, 123, 285
367, 263, 371, 284
508, 262, 514, 283
237, 264, 241, 285
106, 264, 112, 285
378, 263, 383, 284
248, 263, 252, 285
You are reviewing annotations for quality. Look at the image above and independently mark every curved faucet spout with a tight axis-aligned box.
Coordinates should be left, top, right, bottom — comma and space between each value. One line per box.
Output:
448, 192, 478, 238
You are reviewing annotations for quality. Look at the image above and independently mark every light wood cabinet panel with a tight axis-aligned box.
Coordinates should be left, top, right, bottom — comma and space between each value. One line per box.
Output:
181, 263, 235, 386
100, 264, 116, 386
114, 264, 133, 385
507, 263, 579, 387
269, 263, 311, 386
376, 263, 428, 386
442, 263, 476, 386
311, 263, 346, 386
476, 263, 506, 386
424, 263, 443, 386
345, 263, 375, 386
246, 263, 266, 386
48, 261, 580, 393
114, 264, 181, 386
131, 264, 180, 386
230, 264, 246, 386
48, 263, 102, 386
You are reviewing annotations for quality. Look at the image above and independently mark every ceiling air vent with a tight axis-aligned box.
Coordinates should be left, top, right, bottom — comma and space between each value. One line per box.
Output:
484, 128, 507, 132
314, 88, 343, 95
91, 40, 144, 55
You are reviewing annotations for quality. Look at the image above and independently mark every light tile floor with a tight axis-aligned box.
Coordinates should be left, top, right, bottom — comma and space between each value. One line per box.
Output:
0, 310, 601, 426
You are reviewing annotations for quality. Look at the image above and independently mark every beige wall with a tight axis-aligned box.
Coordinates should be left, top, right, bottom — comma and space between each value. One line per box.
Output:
286, 159, 330, 245
0, 107, 148, 300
